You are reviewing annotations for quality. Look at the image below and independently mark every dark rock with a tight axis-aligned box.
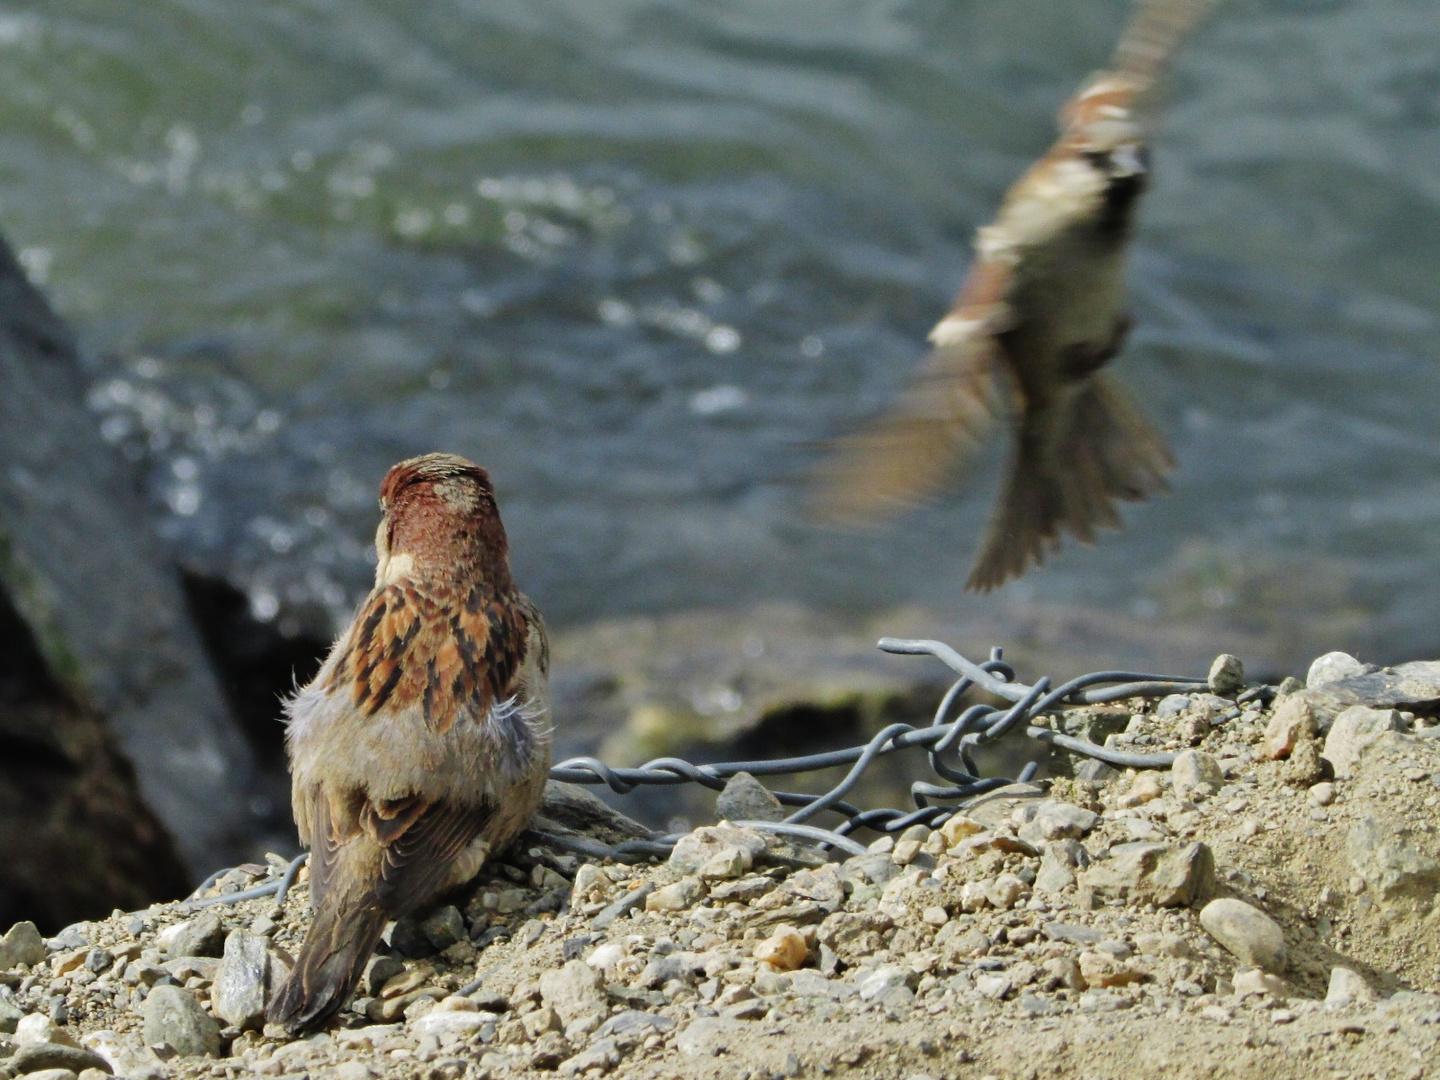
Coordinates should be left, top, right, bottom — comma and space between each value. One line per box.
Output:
0, 233, 249, 916
419, 906, 465, 951
11, 1042, 111, 1075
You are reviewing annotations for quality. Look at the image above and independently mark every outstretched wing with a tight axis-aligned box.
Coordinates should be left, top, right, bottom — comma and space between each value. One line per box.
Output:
808, 258, 1013, 522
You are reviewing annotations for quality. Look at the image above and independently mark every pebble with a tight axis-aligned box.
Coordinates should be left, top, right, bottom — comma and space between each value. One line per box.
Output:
211, 929, 270, 1031
1171, 751, 1224, 799
10, 1041, 113, 1075
157, 913, 225, 960
669, 826, 766, 879
1324, 706, 1403, 777
538, 960, 608, 1025
0, 922, 47, 971
1080, 841, 1213, 908
1232, 969, 1291, 999
1326, 967, 1375, 1007
1309, 781, 1336, 806
14, 1015, 77, 1048
18, 1070, 80, 1080
419, 906, 465, 951
715, 771, 785, 823
1306, 651, 1371, 688
754, 926, 808, 972
1260, 697, 1318, 760
1198, 899, 1288, 974
1208, 654, 1245, 696
141, 984, 220, 1057
646, 877, 705, 911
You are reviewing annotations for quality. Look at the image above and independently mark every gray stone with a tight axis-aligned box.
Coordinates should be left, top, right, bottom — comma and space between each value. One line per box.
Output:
1171, 751, 1224, 799
0, 235, 254, 875
1307, 652, 1372, 688
558, 1037, 620, 1076
715, 771, 784, 823
15, 1071, 78, 1080
361, 955, 405, 997
838, 852, 899, 888
1021, 801, 1099, 843
1079, 842, 1213, 908
676, 1017, 746, 1057
141, 984, 220, 1057
211, 929, 270, 1032
161, 914, 224, 960
594, 1010, 676, 1047
1208, 654, 1245, 697
538, 960, 608, 1024
0, 990, 24, 1034
638, 954, 695, 990
0, 924, 46, 971
591, 884, 653, 931
856, 964, 913, 1001
1155, 695, 1193, 717
419, 906, 465, 951
669, 826, 767, 879
1346, 814, 1440, 904
11, 1042, 111, 1075
1075, 758, 1119, 783
1035, 840, 1089, 895
1324, 707, 1404, 777
1199, 898, 1287, 974
1043, 922, 1106, 946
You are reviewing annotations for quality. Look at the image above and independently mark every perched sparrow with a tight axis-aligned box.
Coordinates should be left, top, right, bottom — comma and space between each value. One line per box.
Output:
812, 0, 1221, 591
267, 453, 551, 1035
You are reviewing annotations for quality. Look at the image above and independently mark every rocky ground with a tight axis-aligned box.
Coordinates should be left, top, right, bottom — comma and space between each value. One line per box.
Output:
2, 650, 1439, 1080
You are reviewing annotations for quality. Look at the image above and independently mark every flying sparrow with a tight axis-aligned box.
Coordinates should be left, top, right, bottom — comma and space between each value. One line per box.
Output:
267, 453, 551, 1035
812, 0, 1221, 591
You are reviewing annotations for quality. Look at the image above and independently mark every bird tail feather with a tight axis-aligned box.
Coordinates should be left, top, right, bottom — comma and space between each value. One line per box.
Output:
966, 375, 1171, 592
266, 891, 388, 1036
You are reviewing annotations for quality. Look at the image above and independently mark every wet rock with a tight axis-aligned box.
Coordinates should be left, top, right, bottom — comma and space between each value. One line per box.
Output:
1208, 654, 1245, 697
1324, 707, 1404, 777
0, 923, 46, 971
1170, 751, 1223, 799
141, 984, 220, 1057
1199, 899, 1287, 974
1260, 697, 1318, 760
1346, 814, 1440, 904
538, 960, 608, 1025
11, 1042, 111, 1075
211, 929, 270, 1032
0, 236, 253, 877
159, 914, 224, 960
715, 772, 784, 823
1079, 842, 1213, 907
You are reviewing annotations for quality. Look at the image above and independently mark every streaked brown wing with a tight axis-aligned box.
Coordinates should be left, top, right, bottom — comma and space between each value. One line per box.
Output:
363, 795, 494, 914
1108, 0, 1223, 109
809, 258, 1012, 523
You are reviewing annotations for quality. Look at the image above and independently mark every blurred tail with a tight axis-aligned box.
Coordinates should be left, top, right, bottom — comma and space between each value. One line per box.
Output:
266, 891, 388, 1035
966, 374, 1171, 592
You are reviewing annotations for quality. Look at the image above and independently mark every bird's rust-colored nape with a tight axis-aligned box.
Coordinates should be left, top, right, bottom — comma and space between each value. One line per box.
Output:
811, 0, 1220, 591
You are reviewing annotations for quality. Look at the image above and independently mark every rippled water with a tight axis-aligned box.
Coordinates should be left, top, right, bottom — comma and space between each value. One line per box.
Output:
4, 0, 1439, 665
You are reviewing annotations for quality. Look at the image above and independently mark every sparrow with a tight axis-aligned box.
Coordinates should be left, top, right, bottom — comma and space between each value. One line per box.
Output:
267, 453, 551, 1035
812, 0, 1221, 591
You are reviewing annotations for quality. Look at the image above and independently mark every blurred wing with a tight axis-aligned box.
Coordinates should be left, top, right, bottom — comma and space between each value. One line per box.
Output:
1107, 0, 1223, 110
809, 258, 1012, 523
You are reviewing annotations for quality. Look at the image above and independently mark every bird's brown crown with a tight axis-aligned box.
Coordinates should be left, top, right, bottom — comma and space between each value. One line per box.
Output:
376, 453, 511, 589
